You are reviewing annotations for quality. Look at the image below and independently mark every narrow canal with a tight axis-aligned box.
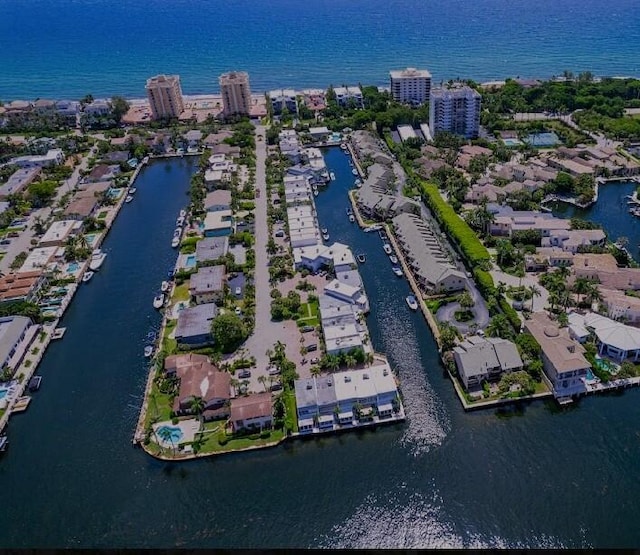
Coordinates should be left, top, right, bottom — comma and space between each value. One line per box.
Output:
1, 153, 640, 548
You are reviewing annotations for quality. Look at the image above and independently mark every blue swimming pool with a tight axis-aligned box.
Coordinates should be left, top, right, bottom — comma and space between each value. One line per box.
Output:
502, 138, 523, 147
594, 357, 618, 374
184, 254, 197, 269
156, 425, 183, 444
0, 388, 8, 400
66, 262, 80, 273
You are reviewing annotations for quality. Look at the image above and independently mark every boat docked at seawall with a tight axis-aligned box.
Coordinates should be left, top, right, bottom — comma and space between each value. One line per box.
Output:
171, 236, 180, 248
352, 168, 359, 176
382, 243, 393, 255
349, 214, 355, 223
406, 295, 418, 311
364, 224, 382, 233
357, 253, 366, 264
392, 266, 403, 277
160, 281, 170, 293
89, 249, 107, 271
389, 254, 398, 264
0, 435, 7, 453
125, 195, 134, 203
82, 271, 94, 283
128, 187, 137, 195
322, 233, 330, 242
153, 294, 165, 309
144, 345, 153, 358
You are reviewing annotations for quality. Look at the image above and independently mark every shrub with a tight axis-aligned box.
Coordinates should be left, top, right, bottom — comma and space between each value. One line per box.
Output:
499, 297, 521, 332
217, 433, 228, 446
473, 268, 495, 297
259, 430, 270, 439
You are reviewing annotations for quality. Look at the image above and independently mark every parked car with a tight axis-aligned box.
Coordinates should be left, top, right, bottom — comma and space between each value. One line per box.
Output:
235, 286, 242, 295
0, 239, 11, 246
301, 325, 314, 333
237, 369, 251, 379
274, 230, 285, 238
310, 357, 320, 364
268, 366, 281, 376
270, 381, 283, 392
7, 231, 19, 238
234, 306, 242, 316
306, 343, 318, 352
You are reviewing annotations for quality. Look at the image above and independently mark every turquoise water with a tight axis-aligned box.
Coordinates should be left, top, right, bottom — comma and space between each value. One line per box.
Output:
0, 0, 638, 99
66, 262, 79, 273
0, 389, 7, 400
502, 138, 523, 148
184, 254, 196, 269
594, 358, 618, 374
155, 425, 183, 444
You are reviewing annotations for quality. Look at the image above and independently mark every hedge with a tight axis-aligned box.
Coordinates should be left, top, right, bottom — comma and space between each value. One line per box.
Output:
419, 182, 491, 266
473, 268, 495, 298
499, 297, 522, 332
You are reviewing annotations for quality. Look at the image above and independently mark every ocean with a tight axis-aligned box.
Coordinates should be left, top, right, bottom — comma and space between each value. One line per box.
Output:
0, 0, 639, 100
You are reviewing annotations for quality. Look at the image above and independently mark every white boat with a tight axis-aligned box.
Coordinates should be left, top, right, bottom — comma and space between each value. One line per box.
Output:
321, 227, 328, 234
174, 228, 182, 237
330, 172, 336, 181
322, 233, 330, 242
364, 224, 382, 233
392, 266, 403, 277
357, 253, 366, 263
144, 345, 153, 358
153, 294, 164, 309
389, 255, 398, 264
89, 251, 107, 271
179, 209, 187, 219
171, 236, 180, 248
313, 189, 319, 197
349, 214, 355, 223
82, 271, 94, 283
383, 243, 393, 255
128, 187, 137, 194
356, 181, 362, 188
352, 168, 358, 176
176, 217, 184, 227
354, 178, 362, 186
340, 143, 348, 150
125, 195, 134, 203
160, 281, 169, 293
406, 295, 419, 311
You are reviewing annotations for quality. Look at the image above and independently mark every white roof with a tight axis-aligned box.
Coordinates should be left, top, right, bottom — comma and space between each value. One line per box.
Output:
582, 312, 640, 352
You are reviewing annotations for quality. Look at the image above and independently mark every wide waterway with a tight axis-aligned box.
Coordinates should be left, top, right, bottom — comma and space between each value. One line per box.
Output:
2, 153, 640, 547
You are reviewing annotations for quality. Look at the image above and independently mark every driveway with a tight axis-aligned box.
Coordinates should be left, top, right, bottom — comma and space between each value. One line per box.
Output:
435, 278, 490, 333
490, 268, 550, 313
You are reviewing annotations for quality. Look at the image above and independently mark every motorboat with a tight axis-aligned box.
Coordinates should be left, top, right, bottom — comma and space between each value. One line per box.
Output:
352, 168, 358, 176
354, 178, 362, 186
313, 189, 319, 197
171, 236, 180, 248
153, 294, 165, 309
363, 224, 382, 233
125, 195, 134, 203
0, 436, 7, 453
176, 216, 184, 227
322, 233, 330, 242
330, 172, 336, 181
357, 253, 366, 264
383, 243, 393, 255
346, 207, 353, 215
340, 143, 348, 150
392, 266, 403, 277
28, 376, 42, 391
161, 281, 170, 293
389, 255, 398, 264
128, 187, 137, 195
179, 209, 187, 219
89, 250, 107, 271
144, 345, 153, 358
406, 295, 419, 311
349, 214, 355, 223
82, 271, 94, 283
321, 227, 328, 234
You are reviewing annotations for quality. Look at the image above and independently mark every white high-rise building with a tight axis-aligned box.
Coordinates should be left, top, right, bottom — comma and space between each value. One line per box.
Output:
145, 75, 184, 120
429, 86, 482, 139
390, 67, 432, 105
219, 71, 251, 117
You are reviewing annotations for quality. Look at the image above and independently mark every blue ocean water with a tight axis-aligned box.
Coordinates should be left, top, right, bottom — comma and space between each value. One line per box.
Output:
1, 0, 639, 100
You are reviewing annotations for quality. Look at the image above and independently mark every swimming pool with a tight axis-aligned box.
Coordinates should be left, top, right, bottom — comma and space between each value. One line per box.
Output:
0, 388, 8, 400
156, 425, 184, 444
594, 357, 618, 374
329, 132, 342, 142
184, 254, 197, 269
66, 262, 80, 273
502, 138, 523, 147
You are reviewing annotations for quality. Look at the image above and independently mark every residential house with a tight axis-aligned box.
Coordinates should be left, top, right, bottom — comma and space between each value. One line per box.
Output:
0, 271, 47, 303
0, 315, 38, 371
202, 210, 233, 237
175, 303, 218, 347
229, 392, 273, 432
189, 265, 226, 305
39, 220, 82, 248
0, 167, 41, 199
195, 236, 229, 263
204, 189, 232, 212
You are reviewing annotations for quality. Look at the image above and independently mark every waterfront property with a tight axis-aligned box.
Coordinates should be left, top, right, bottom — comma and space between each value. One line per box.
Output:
229, 392, 273, 433
38, 220, 82, 248
570, 312, 640, 362
175, 302, 218, 347
0, 315, 37, 372
188, 265, 226, 305
390, 67, 432, 105
195, 236, 228, 263
429, 85, 481, 139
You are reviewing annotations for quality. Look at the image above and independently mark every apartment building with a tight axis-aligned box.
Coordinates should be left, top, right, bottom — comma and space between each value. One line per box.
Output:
429, 85, 482, 138
145, 75, 184, 120
390, 67, 432, 105
219, 71, 251, 117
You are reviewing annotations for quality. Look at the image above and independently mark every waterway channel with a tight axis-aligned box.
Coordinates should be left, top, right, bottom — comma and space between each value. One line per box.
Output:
1, 153, 640, 548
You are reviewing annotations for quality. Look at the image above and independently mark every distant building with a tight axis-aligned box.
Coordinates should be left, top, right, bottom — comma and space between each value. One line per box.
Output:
219, 71, 251, 117
145, 75, 185, 120
269, 89, 298, 115
332, 86, 363, 108
390, 67, 432, 105
429, 86, 482, 139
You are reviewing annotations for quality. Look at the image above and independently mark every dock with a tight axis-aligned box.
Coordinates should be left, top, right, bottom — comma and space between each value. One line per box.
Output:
52, 327, 66, 340
11, 397, 31, 413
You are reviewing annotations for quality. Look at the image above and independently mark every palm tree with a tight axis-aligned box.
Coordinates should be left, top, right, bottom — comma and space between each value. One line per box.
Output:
229, 377, 240, 396
528, 284, 541, 312
486, 314, 514, 339
572, 277, 592, 306
327, 354, 341, 372
344, 354, 357, 369
585, 282, 602, 308
189, 396, 205, 419
310, 365, 322, 377
157, 426, 176, 457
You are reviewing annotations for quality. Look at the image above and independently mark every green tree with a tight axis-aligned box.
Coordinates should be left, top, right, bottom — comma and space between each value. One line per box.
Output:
459, 289, 475, 309
439, 321, 459, 352
486, 314, 514, 340
109, 96, 130, 123
211, 312, 248, 353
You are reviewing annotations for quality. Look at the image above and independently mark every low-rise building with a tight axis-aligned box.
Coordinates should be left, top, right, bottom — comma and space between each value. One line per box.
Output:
599, 289, 640, 324
39, 220, 82, 248
204, 189, 232, 212
10, 148, 64, 169
195, 236, 229, 263
202, 210, 233, 237
0, 167, 41, 199
541, 229, 606, 253
175, 303, 218, 347
229, 392, 273, 432
332, 86, 363, 108
85, 164, 120, 183
0, 271, 47, 303
489, 207, 571, 238
189, 265, 226, 305
269, 89, 298, 115
573, 312, 640, 362
0, 315, 37, 372
19, 247, 60, 273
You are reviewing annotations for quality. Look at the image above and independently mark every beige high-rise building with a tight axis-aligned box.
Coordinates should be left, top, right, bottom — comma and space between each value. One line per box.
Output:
390, 67, 432, 105
145, 75, 184, 120
219, 71, 251, 117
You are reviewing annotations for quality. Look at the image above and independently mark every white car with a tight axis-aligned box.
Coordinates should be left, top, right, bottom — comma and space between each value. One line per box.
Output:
235, 306, 242, 316
235, 287, 242, 296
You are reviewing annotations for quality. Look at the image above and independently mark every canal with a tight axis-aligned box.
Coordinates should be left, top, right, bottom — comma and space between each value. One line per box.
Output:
1, 153, 640, 548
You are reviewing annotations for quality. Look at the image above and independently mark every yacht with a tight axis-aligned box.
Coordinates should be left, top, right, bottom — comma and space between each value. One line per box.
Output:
392, 266, 403, 277
89, 250, 107, 271
382, 243, 393, 255
330, 172, 336, 181
144, 345, 154, 358
349, 214, 355, 223
352, 168, 358, 176
153, 294, 165, 309
176, 216, 184, 227
357, 253, 366, 264
125, 195, 134, 203
174, 228, 182, 237
128, 187, 137, 195
171, 236, 180, 248
406, 295, 419, 311
179, 209, 187, 219
354, 178, 362, 186
161, 281, 170, 293
28, 376, 42, 391
322, 232, 330, 242
340, 143, 348, 151
82, 271, 94, 283
389, 255, 398, 264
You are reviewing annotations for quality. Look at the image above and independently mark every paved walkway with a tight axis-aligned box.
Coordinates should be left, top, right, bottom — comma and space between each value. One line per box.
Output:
490, 268, 550, 313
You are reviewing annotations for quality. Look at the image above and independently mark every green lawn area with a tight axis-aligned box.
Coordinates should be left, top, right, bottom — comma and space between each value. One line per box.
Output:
162, 319, 177, 354
143, 382, 174, 430
172, 283, 191, 304
283, 389, 298, 433
297, 300, 319, 327
97, 211, 108, 219
196, 426, 285, 454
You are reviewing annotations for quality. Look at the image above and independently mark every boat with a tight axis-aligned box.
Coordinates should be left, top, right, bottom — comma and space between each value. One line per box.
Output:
179, 209, 187, 219
340, 143, 348, 151
389, 255, 398, 264
352, 168, 358, 176
144, 345, 153, 358
357, 253, 366, 263
321, 227, 328, 234
176, 216, 184, 227
171, 236, 180, 248
125, 195, 133, 203
356, 181, 362, 188
153, 294, 164, 309
346, 207, 353, 215
392, 266, 403, 277
322, 233, 330, 242
349, 214, 355, 223
313, 189, 319, 197
128, 187, 137, 195
330, 172, 336, 181
383, 243, 393, 255
89, 250, 107, 271
160, 281, 169, 293
406, 295, 419, 311
354, 178, 362, 186
28, 376, 42, 391
82, 271, 94, 283
364, 224, 382, 233
0, 436, 7, 452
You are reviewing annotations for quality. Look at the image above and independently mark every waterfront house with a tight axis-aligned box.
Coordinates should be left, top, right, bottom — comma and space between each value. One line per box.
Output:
183, 130, 203, 148
332, 86, 363, 108
100, 150, 129, 164
39, 220, 82, 248
269, 89, 298, 115
574, 312, 640, 362
324, 280, 368, 312
524, 312, 589, 398
164, 353, 231, 419
63, 195, 98, 221
293, 242, 355, 273
453, 336, 523, 390
599, 288, 640, 324
203, 130, 233, 148
204, 190, 232, 212
319, 302, 367, 355
0, 167, 41, 200
229, 392, 273, 433
489, 207, 571, 238
189, 265, 226, 305
302, 89, 327, 113
0, 270, 47, 303
175, 303, 218, 347
308, 126, 330, 140
19, 247, 60, 273
0, 315, 38, 373
195, 236, 229, 264
203, 210, 233, 237
541, 229, 607, 253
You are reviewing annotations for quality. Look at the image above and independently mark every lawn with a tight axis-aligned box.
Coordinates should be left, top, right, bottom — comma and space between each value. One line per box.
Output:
297, 300, 319, 327
172, 283, 190, 304
162, 319, 177, 354
197, 426, 285, 454
143, 382, 174, 430
283, 389, 298, 433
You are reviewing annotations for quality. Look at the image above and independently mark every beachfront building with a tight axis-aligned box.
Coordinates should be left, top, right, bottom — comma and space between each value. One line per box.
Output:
453, 336, 523, 390
175, 303, 218, 347
189, 265, 226, 305
294, 364, 401, 433
0, 315, 38, 372
524, 312, 589, 398
429, 85, 481, 139
219, 71, 251, 117
390, 67, 432, 105
145, 75, 185, 120
332, 86, 363, 108
164, 354, 231, 419
229, 392, 273, 432
269, 89, 298, 115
